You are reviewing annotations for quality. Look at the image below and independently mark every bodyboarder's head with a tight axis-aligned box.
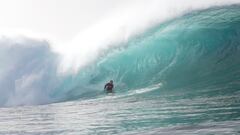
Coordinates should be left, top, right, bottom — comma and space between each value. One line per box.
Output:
110, 80, 113, 84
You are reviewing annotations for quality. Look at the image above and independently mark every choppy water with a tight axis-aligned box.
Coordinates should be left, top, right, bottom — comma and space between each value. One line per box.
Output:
1, 5, 240, 135
0, 89, 240, 134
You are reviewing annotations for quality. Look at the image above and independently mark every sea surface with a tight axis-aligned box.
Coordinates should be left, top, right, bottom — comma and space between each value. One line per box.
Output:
0, 5, 240, 135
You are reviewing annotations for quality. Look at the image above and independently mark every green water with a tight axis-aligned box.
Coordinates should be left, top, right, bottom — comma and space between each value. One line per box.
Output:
0, 5, 240, 135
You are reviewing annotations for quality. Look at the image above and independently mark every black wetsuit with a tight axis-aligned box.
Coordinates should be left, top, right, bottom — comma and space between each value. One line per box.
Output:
104, 83, 114, 93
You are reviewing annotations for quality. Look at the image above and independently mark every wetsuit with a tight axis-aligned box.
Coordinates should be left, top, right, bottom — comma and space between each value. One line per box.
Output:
104, 83, 114, 93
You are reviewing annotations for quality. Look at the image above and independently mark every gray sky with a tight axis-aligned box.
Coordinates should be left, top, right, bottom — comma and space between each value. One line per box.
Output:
0, 0, 239, 44
0, 0, 131, 42
1, 0, 239, 72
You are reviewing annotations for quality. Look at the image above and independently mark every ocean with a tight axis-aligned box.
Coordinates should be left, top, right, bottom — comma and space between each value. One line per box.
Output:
0, 4, 240, 135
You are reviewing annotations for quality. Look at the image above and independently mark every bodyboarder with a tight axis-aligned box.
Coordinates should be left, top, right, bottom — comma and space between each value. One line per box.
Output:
104, 80, 114, 93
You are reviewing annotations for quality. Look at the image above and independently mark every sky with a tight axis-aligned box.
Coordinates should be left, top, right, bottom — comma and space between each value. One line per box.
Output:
0, 0, 239, 72
0, 0, 239, 44
0, 0, 132, 43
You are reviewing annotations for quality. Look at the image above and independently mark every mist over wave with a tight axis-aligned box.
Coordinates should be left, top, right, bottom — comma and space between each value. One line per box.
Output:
54, 0, 240, 72
0, 37, 59, 106
0, 2, 240, 107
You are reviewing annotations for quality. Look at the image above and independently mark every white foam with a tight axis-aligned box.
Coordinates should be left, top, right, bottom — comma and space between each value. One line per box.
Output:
0, 37, 58, 107
127, 83, 163, 96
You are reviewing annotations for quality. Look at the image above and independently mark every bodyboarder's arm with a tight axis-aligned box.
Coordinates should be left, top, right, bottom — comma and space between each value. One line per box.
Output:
104, 84, 107, 89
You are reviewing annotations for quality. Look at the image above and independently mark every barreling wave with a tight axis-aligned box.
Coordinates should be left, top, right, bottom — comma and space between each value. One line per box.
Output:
59, 5, 240, 99
1, 5, 240, 107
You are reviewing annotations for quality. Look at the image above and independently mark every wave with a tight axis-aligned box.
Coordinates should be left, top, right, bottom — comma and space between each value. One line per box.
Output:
0, 37, 59, 106
0, 4, 240, 107
76, 5, 240, 89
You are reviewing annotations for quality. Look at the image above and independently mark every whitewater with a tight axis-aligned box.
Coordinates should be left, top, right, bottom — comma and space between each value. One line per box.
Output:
1, 1, 240, 135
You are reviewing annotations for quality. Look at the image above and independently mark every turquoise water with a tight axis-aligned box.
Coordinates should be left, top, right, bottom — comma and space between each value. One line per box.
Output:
1, 5, 240, 134
0, 93, 239, 134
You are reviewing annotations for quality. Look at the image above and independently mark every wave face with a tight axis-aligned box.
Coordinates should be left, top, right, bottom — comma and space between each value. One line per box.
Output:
71, 5, 240, 94
1, 5, 240, 107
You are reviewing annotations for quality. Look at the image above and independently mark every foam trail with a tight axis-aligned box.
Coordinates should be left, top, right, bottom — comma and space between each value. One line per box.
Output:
128, 83, 162, 96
